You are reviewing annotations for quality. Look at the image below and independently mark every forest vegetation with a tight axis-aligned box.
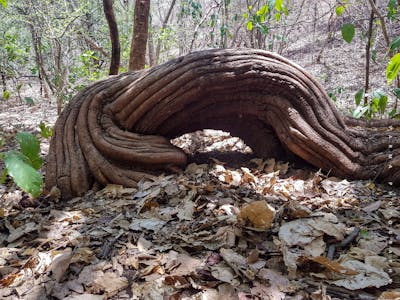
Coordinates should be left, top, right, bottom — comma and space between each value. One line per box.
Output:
0, 0, 400, 299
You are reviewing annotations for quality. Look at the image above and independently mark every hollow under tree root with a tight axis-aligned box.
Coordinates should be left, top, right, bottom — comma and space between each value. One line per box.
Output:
45, 48, 400, 199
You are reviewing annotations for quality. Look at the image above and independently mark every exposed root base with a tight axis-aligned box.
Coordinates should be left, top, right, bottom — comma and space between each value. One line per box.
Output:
45, 49, 400, 199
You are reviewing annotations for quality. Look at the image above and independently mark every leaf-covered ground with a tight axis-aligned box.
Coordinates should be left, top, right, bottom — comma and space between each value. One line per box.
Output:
1, 106, 400, 299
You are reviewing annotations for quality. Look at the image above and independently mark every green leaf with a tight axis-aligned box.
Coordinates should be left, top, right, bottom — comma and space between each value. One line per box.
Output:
371, 50, 377, 62
386, 53, 400, 84
341, 23, 355, 43
3, 151, 42, 197
16, 132, 43, 169
2, 90, 10, 100
247, 20, 253, 31
0, 168, 7, 184
393, 87, 400, 98
0, 0, 6, 8
257, 4, 269, 16
389, 36, 400, 52
39, 122, 53, 138
371, 89, 388, 114
24, 96, 34, 105
354, 89, 364, 106
352, 106, 369, 119
378, 95, 388, 114
336, 6, 345, 16
275, 0, 283, 11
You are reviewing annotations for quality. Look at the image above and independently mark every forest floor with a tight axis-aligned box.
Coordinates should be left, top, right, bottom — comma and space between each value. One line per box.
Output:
1, 4, 400, 299
1, 97, 400, 300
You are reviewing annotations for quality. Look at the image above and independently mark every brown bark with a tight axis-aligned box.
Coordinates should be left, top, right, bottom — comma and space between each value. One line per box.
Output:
148, 18, 156, 67
103, 0, 120, 75
45, 49, 400, 199
129, 0, 150, 71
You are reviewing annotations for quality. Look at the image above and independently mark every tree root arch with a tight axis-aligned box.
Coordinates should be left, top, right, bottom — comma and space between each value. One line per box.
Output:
45, 49, 400, 199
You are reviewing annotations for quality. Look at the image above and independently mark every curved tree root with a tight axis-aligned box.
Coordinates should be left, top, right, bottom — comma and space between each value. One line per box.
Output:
45, 49, 400, 199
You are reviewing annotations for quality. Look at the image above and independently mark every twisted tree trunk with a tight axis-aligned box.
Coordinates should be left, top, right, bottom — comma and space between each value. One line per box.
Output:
45, 49, 400, 199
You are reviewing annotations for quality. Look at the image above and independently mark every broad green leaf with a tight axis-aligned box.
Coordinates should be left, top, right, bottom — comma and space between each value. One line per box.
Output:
393, 87, 400, 98
388, 0, 398, 19
354, 89, 364, 106
257, 4, 268, 16
2, 90, 10, 100
389, 36, 400, 52
378, 95, 388, 113
24, 96, 34, 105
16, 132, 43, 169
0, 0, 6, 8
336, 6, 345, 16
275, 0, 283, 11
4, 151, 42, 197
386, 53, 400, 84
247, 20, 253, 31
341, 23, 355, 43
275, 12, 281, 21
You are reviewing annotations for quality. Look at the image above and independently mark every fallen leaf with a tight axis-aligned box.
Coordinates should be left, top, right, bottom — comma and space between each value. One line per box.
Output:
361, 200, 382, 213
92, 272, 128, 295
379, 291, 400, 300
302, 256, 358, 275
50, 250, 73, 282
7, 222, 38, 243
331, 260, 391, 289
129, 218, 167, 231
64, 294, 105, 300
238, 200, 276, 229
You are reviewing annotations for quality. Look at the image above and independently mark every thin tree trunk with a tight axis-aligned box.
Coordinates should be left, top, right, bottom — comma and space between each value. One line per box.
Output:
53, 38, 66, 115
29, 24, 53, 97
148, 17, 156, 67
221, 0, 229, 48
103, 0, 120, 75
364, 3, 374, 105
129, 0, 150, 71
155, 0, 176, 64
367, 0, 390, 47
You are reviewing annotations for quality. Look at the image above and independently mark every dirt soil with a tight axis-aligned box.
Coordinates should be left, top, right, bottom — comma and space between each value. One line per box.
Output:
1, 1, 400, 299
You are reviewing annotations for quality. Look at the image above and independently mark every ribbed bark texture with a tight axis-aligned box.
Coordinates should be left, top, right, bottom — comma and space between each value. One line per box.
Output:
45, 49, 400, 199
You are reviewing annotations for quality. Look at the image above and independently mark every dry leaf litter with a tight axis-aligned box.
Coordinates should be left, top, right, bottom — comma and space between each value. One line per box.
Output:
0, 125, 400, 299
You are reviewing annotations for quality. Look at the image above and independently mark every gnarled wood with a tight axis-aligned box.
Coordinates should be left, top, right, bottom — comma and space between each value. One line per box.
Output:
45, 49, 400, 199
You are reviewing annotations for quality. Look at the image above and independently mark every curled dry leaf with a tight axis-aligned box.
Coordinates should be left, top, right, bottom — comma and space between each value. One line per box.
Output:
331, 260, 391, 289
378, 291, 400, 300
50, 250, 73, 282
238, 200, 276, 229
300, 256, 358, 276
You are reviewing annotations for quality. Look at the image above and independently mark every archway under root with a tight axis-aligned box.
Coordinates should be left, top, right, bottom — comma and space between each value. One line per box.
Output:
45, 49, 400, 199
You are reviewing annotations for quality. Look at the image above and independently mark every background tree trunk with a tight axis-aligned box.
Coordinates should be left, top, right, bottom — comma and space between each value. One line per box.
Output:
103, 0, 120, 75
129, 0, 150, 71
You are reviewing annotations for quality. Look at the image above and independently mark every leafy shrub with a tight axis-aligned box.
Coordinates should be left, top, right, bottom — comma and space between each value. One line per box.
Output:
0, 132, 43, 197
